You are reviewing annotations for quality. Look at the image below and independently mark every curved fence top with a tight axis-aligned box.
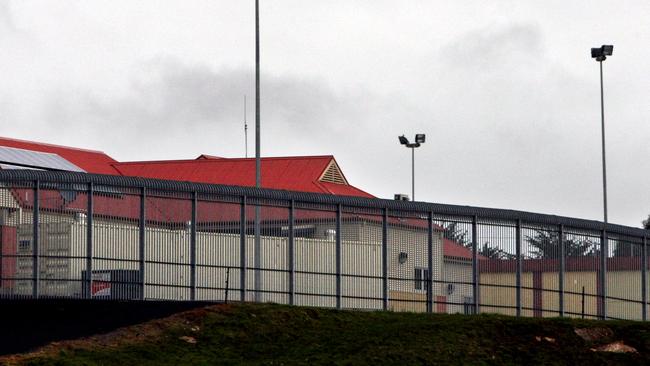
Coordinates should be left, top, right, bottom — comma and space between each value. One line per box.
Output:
0, 169, 647, 238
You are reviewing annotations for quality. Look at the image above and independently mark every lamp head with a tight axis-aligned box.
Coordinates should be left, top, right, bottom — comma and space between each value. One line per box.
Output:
415, 134, 426, 144
602, 45, 613, 56
591, 45, 613, 61
399, 135, 409, 145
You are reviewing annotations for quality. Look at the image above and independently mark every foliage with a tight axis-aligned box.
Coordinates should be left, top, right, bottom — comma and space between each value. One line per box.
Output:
525, 230, 599, 259
442, 222, 514, 260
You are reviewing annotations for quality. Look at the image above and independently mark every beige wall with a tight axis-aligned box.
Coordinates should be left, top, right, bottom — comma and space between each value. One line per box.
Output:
607, 270, 643, 321
479, 270, 644, 320
6, 211, 453, 311
479, 272, 533, 317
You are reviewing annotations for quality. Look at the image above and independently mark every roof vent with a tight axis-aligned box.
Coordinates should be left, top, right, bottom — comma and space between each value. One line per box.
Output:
319, 160, 347, 185
394, 194, 410, 201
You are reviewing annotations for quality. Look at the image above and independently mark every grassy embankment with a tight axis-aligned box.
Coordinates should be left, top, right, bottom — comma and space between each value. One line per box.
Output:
3, 303, 650, 365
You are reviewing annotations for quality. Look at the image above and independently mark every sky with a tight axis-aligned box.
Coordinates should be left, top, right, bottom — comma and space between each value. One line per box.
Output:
0, 1, 649, 228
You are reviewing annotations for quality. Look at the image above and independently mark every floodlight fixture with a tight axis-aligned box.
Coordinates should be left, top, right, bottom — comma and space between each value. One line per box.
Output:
591, 45, 613, 61
603, 45, 613, 56
398, 133, 426, 201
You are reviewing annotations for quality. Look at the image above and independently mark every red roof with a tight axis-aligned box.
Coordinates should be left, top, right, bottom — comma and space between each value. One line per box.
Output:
443, 238, 483, 260
0, 136, 472, 259
0, 137, 372, 198
112, 156, 374, 198
0, 136, 119, 175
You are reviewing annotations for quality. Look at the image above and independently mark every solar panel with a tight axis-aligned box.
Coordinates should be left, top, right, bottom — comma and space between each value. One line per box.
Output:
0, 163, 45, 171
0, 146, 86, 172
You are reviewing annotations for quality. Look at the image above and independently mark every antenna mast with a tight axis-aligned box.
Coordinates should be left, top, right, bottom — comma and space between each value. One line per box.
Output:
244, 95, 248, 158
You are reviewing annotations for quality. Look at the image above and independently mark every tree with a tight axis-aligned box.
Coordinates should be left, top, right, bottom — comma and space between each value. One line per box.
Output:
442, 222, 514, 260
612, 240, 642, 257
610, 215, 650, 257
525, 230, 598, 259
478, 242, 515, 260
442, 222, 470, 246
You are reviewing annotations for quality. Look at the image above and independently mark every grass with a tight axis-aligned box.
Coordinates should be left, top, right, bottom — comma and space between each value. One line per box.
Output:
5, 303, 650, 365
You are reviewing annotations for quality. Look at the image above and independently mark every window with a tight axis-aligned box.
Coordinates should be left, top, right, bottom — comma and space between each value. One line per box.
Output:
18, 240, 31, 252
414, 267, 429, 291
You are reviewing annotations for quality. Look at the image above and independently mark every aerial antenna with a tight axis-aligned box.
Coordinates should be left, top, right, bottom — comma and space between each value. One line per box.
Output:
244, 95, 248, 158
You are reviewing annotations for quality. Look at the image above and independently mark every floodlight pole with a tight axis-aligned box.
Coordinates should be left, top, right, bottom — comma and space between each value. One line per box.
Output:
398, 135, 424, 201
254, 0, 262, 303
411, 146, 415, 201
599, 59, 608, 225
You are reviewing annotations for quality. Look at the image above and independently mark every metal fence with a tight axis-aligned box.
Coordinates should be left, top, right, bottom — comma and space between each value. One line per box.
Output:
0, 170, 648, 320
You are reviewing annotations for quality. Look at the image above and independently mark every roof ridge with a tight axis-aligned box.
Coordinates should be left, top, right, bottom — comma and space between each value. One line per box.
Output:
115, 155, 335, 166
0, 136, 111, 155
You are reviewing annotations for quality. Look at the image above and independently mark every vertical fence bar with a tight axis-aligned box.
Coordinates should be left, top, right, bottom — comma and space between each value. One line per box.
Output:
642, 235, 647, 321
288, 200, 295, 306
516, 219, 522, 317
600, 228, 608, 319
32, 180, 40, 299
190, 192, 197, 301
139, 187, 146, 301
382, 208, 388, 311
472, 215, 478, 314
240, 195, 247, 302
85, 182, 93, 299
559, 224, 565, 317
427, 211, 434, 313
335, 204, 342, 309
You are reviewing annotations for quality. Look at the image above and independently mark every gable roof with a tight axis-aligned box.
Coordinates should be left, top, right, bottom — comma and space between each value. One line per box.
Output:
112, 156, 374, 198
0, 137, 373, 198
0, 137, 119, 175
0, 136, 475, 261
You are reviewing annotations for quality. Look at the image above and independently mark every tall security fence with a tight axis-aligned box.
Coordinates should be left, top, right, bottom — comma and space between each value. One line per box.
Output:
0, 170, 648, 321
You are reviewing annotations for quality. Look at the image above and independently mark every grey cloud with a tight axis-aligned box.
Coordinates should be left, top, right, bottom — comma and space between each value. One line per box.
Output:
442, 24, 544, 71
37, 58, 381, 161
0, 3, 15, 36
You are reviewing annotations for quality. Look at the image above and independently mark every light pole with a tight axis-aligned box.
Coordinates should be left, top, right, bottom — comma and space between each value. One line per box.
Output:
254, 0, 261, 302
398, 134, 425, 201
591, 45, 613, 224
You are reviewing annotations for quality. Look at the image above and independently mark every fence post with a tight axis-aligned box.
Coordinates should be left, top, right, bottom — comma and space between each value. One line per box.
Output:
516, 219, 522, 317
472, 215, 478, 314
559, 224, 565, 317
288, 200, 295, 306
190, 192, 197, 301
335, 204, 342, 309
382, 208, 389, 311
32, 180, 40, 299
139, 187, 146, 300
600, 228, 608, 320
86, 182, 93, 299
240, 195, 247, 302
427, 211, 434, 313
642, 235, 647, 321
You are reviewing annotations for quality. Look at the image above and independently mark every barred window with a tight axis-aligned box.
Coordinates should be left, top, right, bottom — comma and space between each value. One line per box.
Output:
414, 267, 429, 290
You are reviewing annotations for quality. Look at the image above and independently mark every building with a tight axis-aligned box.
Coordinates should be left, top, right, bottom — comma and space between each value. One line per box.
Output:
0, 136, 475, 312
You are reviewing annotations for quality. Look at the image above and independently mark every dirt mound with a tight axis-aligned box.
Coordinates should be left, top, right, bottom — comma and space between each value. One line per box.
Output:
0, 303, 231, 365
